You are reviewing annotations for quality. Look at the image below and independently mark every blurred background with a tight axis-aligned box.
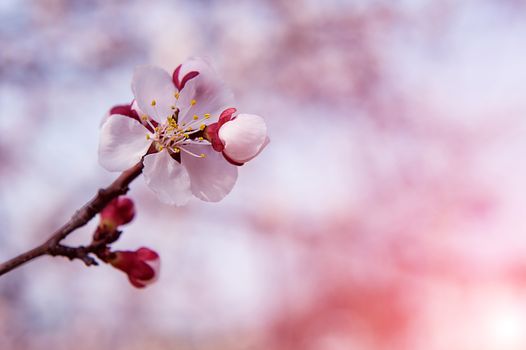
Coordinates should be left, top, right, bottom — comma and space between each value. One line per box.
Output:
2, 0, 526, 349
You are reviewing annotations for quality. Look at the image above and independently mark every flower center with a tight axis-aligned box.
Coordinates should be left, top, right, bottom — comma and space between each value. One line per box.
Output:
145, 99, 212, 159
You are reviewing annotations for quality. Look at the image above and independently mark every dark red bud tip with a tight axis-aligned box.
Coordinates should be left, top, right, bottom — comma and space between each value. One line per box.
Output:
110, 247, 160, 288
172, 64, 200, 90
172, 64, 182, 89
219, 108, 236, 124
100, 196, 135, 230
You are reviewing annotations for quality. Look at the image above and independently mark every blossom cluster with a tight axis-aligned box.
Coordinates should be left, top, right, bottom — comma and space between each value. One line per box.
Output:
95, 58, 268, 287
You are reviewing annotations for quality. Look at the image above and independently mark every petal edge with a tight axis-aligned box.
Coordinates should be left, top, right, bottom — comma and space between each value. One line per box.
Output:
99, 115, 151, 172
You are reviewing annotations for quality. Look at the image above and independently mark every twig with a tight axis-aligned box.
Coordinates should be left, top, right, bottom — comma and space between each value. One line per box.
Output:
0, 162, 144, 277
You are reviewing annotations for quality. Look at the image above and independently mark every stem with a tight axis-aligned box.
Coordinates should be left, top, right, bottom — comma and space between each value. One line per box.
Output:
0, 245, 49, 276
0, 162, 144, 277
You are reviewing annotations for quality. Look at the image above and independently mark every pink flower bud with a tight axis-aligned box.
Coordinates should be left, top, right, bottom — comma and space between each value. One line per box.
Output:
109, 247, 160, 288
100, 197, 135, 231
218, 113, 269, 164
205, 109, 269, 166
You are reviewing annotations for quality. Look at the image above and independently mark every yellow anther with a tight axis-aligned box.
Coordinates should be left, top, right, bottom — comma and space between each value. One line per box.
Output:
200, 153, 206, 158
193, 115, 199, 120
146, 134, 151, 140
197, 137, 204, 141
199, 124, 206, 130
204, 113, 210, 119
167, 116, 178, 128
173, 148, 180, 153
175, 92, 180, 99
151, 99, 156, 106
190, 99, 196, 106
184, 133, 190, 138
141, 115, 148, 121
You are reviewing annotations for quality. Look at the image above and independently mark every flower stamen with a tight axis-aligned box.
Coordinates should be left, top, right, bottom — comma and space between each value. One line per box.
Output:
147, 110, 213, 160
141, 115, 156, 131
178, 146, 205, 158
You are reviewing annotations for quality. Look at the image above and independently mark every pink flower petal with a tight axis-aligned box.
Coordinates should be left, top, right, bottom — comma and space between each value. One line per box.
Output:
143, 151, 192, 206
99, 115, 151, 172
181, 144, 238, 202
176, 57, 234, 125
218, 113, 268, 163
132, 65, 176, 123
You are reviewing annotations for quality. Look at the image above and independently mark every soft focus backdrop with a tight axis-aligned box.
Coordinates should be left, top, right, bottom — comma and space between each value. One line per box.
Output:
2, 0, 526, 349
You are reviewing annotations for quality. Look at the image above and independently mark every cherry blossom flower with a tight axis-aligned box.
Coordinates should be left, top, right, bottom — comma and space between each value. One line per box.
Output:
109, 247, 160, 288
99, 57, 268, 205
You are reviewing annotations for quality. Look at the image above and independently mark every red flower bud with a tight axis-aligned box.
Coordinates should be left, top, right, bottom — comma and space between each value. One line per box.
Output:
100, 197, 135, 231
109, 247, 160, 288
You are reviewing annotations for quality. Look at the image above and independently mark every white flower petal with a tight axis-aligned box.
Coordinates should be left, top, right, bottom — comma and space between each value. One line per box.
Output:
100, 110, 110, 128
218, 113, 268, 163
131, 99, 143, 115
181, 144, 238, 202
99, 115, 151, 172
177, 57, 234, 125
143, 151, 192, 206
132, 65, 176, 123
251, 136, 270, 159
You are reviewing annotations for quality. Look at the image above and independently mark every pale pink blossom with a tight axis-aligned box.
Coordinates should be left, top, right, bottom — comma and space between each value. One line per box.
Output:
99, 58, 268, 205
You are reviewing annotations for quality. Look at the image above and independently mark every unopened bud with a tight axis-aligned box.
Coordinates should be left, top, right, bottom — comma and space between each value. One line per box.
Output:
100, 197, 135, 231
218, 113, 268, 164
109, 247, 160, 288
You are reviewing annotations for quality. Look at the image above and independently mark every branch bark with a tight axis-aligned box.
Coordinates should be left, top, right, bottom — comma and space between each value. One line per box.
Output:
0, 162, 144, 277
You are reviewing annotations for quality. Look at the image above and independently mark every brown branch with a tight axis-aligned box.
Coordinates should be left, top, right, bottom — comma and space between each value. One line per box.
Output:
0, 162, 144, 277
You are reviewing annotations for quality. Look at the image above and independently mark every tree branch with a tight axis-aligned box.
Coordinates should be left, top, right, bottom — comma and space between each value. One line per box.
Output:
0, 162, 144, 277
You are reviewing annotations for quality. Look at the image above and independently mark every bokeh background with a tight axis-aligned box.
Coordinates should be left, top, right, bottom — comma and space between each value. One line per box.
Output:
2, 0, 526, 349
